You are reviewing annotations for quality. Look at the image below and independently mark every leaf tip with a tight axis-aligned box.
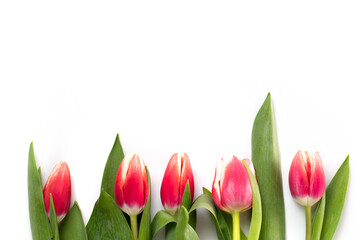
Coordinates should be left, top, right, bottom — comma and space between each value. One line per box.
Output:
265, 92, 272, 106
29, 141, 34, 153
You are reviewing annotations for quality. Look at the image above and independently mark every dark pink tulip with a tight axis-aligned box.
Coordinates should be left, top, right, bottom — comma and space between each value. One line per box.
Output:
43, 161, 71, 222
114, 153, 149, 216
160, 153, 194, 215
289, 150, 325, 206
212, 156, 253, 214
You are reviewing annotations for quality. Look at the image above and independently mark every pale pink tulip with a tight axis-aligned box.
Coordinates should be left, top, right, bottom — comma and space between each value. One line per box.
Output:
289, 150, 325, 206
212, 156, 253, 213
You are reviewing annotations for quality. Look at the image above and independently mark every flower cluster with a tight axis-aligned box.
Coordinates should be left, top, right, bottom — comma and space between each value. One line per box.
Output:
28, 94, 350, 240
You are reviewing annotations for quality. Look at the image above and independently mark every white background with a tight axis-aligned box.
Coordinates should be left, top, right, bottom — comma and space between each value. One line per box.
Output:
1, 1, 359, 239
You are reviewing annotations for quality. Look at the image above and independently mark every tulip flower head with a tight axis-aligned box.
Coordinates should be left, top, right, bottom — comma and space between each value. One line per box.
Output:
43, 161, 71, 223
114, 153, 149, 216
212, 156, 253, 214
160, 152, 194, 216
289, 150, 325, 207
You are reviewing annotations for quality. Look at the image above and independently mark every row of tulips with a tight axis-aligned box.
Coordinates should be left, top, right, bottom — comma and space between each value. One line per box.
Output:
28, 94, 350, 240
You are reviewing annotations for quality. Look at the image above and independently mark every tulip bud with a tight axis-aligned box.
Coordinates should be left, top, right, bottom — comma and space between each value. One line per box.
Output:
289, 150, 325, 206
160, 152, 194, 216
212, 156, 253, 214
114, 153, 149, 216
43, 161, 71, 222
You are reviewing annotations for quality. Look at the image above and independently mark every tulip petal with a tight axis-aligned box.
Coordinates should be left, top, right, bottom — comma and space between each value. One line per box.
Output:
161, 153, 181, 214
309, 152, 325, 201
289, 151, 310, 202
115, 153, 148, 216
212, 158, 228, 212
161, 153, 195, 216
289, 151, 325, 206
123, 155, 145, 208
43, 162, 71, 217
221, 157, 252, 213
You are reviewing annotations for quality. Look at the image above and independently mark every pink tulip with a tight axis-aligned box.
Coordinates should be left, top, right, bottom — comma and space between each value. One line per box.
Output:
160, 152, 194, 215
289, 150, 325, 206
114, 153, 149, 216
212, 156, 253, 214
43, 161, 71, 222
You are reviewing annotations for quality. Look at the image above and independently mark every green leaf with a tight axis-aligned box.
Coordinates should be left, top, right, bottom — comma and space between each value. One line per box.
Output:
244, 161, 262, 240
311, 193, 326, 240
174, 206, 199, 240
139, 167, 151, 240
202, 188, 231, 240
100, 134, 125, 199
151, 210, 176, 239
320, 155, 350, 240
218, 210, 233, 240
202, 188, 247, 240
183, 225, 200, 240
165, 222, 176, 240
181, 181, 192, 210
176, 206, 189, 240
251, 93, 286, 240
189, 194, 215, 216
86, 189, 132, 240
49, 195, 59, 240
38, 166, 42, 183
60, 201, 88, 240
181, 181, 196, 230
28, 142, 51, 240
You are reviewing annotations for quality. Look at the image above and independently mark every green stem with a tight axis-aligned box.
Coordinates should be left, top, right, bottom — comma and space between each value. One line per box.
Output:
130, 215, 138, 240
232, 212, 241, 240
305, 206, 311, 240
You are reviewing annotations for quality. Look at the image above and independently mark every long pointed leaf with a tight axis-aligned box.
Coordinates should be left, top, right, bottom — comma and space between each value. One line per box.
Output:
139, 167, 151, 240
60, 201, 88, 240
100, 134, 125, 198
49, 195, 59, 240
176, 206, 190, 240
311, 193, 326, 240
181, 181, 196, 230
320, 156, 350, 240
86, 189, 132, 240
251, 93, 286, 239
28, 142, 51, 240
244, 161, 262, 240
